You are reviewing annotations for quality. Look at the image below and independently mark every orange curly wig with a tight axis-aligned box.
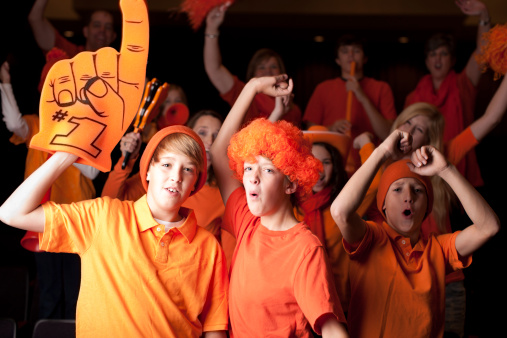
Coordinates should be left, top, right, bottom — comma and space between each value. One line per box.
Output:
228, 118, 322, 201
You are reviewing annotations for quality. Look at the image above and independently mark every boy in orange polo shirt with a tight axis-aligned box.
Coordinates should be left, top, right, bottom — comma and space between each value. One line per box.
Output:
0, 126, 229, 337
330, 130, 500, 337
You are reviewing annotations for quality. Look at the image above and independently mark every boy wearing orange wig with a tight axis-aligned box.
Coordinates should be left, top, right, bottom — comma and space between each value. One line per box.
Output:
210, 74, 348, 337
331, 130, 499, 337
0, 126, 229, 337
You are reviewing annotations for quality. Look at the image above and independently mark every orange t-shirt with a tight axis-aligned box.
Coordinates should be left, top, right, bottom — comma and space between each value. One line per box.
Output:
10, 114, 95, 203
40, 196, 229, 337
221, 75, 302, 127
224, 188, 345, 337
344, 221, 471, 338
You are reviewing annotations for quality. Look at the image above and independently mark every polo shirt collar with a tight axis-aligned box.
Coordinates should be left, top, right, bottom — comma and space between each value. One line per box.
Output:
381, 221, 424, 251
134, 195, 197, 243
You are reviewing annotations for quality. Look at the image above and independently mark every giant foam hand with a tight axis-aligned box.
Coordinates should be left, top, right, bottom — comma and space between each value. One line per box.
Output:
30, 0, 149, 172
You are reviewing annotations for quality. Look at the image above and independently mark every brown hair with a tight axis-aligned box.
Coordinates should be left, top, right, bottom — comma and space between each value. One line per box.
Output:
246, 48, 286, 81
424, 33, 456, 60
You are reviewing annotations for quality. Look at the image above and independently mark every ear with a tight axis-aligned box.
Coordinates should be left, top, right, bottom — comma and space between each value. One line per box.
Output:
335, 57, 342, 67
146, 172, 150, 181
285, 180, 298, 195
83, 26, 89, 39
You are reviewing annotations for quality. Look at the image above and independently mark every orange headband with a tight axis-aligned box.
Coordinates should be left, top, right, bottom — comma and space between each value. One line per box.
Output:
377, 159, 433, 220
139, 125, 207, 195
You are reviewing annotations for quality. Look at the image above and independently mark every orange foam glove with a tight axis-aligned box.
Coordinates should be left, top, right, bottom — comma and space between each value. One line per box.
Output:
30, 0, 149, 172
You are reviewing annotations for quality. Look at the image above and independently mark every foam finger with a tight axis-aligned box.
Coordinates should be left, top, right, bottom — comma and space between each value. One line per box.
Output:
70, 52, 98, 103
95, 47, 120, 92
46, 60, 76, 107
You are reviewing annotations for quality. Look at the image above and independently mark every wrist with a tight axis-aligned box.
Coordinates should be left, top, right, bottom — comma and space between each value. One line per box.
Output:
205, 32, 219, 38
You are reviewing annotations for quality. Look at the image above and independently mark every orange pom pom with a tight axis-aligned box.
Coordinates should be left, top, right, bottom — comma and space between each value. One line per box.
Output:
477, 23, 507, 80
180, 0, 234, 31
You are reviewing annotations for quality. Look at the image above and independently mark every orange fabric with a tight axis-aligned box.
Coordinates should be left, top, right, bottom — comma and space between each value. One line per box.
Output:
100, 154, 145, 201
344, 221, 471, 338
102, 156, 236, 268
224, 188, 345, 337
40, 196, 229, 337
182, 184, 224, 238
405, 70, 483, 187
303, 77, 397, 173
221, 75, 302, 127
295, 142, 378, 313
300, 187, 331, 245
10, 114, 95, 203
31, 0, 150, 172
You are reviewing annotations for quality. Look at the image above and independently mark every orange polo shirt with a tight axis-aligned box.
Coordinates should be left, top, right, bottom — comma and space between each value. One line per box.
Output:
40, 196, 229, 337
344, 221, 471, 338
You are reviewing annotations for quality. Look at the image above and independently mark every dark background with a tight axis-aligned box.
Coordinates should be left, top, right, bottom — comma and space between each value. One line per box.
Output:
1, 1, 506, 336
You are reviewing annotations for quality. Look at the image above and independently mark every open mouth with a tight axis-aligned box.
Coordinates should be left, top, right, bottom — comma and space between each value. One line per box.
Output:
403, 209, 412, 217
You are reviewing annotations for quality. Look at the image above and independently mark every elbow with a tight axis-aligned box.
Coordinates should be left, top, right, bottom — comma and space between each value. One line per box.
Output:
330, 202, 350, 230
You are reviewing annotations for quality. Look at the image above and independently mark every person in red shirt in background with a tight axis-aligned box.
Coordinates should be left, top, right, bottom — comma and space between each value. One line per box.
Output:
204, 4, 302, 127
303, 34, 396, 175
405, 0, 491, 188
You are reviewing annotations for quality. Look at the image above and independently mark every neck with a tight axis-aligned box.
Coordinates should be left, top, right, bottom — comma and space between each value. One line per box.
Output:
260, 202, 299, 231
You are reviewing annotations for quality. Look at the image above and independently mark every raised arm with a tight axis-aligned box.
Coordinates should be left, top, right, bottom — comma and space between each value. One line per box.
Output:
210, 75, 294, 205
410, 146, 499, 257
203, 4, 235, 94
469, 73, 507, 141
28, 0, 56, 52
455, 0, 491, 86
331, 130, 412, 244
345, 75, 393, 140
0, 62, 29, 139
0, 152, 77, 232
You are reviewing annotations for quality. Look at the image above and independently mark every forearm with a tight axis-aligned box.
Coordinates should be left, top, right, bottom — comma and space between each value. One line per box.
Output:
210, 80, 257, 203
470, 73, 507, 141
28, 0, 55, 52
331, 146, 387, 242
0, 83, 29, 139
439, 164, 499, 256
101, 154, 136, 198
203, 31, 233, 94
359, 96, 392, 140
0, 152, 77, 231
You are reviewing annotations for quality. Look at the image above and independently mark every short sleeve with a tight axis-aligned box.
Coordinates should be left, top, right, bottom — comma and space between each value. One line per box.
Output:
377, 82, 397, 120
220, 75, 245, 107
294, 246, 346, 334
436, 231, 473, 272
40, 198, 111, 254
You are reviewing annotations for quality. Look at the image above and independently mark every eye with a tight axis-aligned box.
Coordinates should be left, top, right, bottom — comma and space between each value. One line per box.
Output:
198, 130, 207, 137
184, 167, 196, 174
244, 166, 252, 172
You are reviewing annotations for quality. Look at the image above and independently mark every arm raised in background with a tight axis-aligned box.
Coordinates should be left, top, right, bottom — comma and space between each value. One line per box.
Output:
203, 4, 235, 94
210, 75, 293, 205
455, 0, 491, 86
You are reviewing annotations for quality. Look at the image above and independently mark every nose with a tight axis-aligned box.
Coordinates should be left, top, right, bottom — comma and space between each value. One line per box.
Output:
249, 168, 260, 184
170, 167, 182, 183
404, 190, 414, 203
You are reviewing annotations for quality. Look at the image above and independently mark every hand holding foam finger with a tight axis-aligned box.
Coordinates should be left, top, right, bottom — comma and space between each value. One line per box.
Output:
31, 0, 149, 172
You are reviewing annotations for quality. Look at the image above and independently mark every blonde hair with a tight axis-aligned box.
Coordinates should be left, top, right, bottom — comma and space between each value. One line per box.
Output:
392, 102, 454, 233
